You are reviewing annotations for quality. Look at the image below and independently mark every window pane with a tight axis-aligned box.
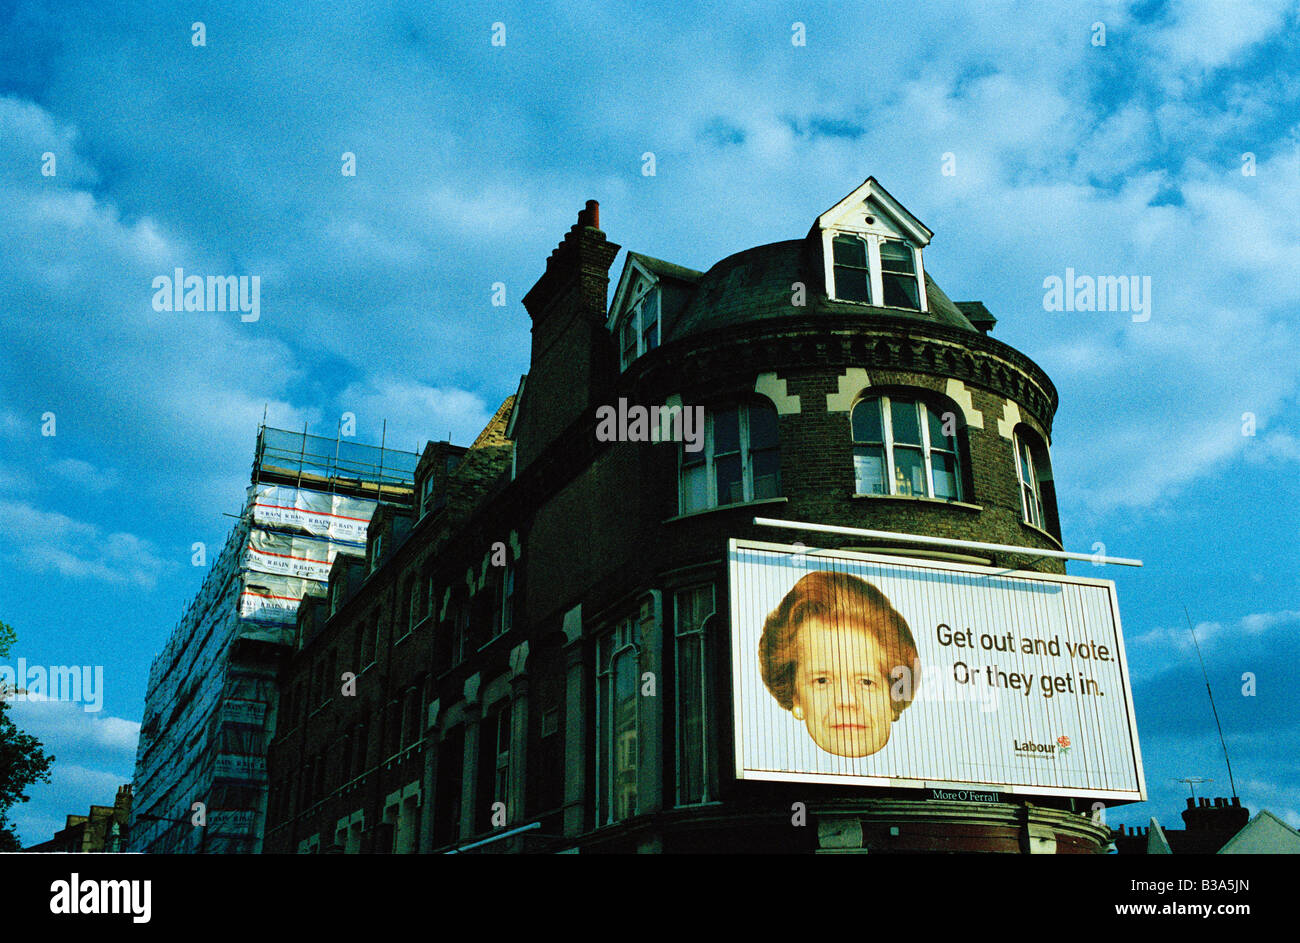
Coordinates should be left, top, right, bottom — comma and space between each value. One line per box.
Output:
835, 269, 871, 302
613, 646, 638, 820
833, 237, 871, 303
713, 408, 739, 454
927, 407, 955, 449
678, 633, 703, 804
894, 446, 925, 495
890, 399, 921, 445
681, 462, 708, 513
931, 451, 959, 500
747, 405, 778, 450
641, 294, 659, 351
833, 235, 867, 266
883, 273, 921, 309
851, 399, 883, 443
879, 240, 915, 273
751, 448, 780, 499
715, 453, 743, 505
854, 445, 886, 494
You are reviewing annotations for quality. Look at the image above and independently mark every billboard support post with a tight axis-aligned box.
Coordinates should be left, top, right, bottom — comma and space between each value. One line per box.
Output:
751, 517, 1143, 568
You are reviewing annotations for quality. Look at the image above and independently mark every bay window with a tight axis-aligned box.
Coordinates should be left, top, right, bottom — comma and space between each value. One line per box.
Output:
852, 395, 963, 500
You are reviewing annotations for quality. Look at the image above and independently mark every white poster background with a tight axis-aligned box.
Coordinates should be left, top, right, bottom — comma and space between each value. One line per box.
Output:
729, 539, 1145, 801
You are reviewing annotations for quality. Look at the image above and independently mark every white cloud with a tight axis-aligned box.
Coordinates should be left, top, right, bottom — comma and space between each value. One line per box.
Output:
337, 377, 495, 454
48, 458, 119, 493
1151, 0, 1297, 88
0, 499, 173, 589
1131, 609, 1300, 656
8, 700, 140, 758
4, 700, 138, 847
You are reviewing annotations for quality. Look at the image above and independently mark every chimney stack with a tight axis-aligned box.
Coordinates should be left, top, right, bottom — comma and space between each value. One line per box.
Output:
514, 201, 621, 472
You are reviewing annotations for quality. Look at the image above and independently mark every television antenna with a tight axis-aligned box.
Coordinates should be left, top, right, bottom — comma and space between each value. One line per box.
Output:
1185, 607, 1238, 798
1174, 777, 1213, 802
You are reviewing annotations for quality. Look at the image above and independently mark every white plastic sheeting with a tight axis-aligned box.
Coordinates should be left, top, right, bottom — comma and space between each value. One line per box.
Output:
244, 529, 342, 582
250, 483, 375, 545
129, 482, 380, 853
238, 573, 328, 627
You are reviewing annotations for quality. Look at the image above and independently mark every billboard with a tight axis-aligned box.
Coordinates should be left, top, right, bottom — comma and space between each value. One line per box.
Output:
728, 539, 1145, 801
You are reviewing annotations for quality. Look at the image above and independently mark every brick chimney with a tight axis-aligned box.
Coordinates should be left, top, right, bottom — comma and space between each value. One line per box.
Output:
515, 201, 621, 471
1181, 796, 1248, 835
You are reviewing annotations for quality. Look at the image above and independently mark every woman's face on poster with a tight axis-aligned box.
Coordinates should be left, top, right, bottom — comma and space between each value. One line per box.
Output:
792, 616, 895, 758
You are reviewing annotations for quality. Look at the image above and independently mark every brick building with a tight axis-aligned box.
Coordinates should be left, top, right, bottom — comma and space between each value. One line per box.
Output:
26, 784, 132, 853
264, 178, 1116, 853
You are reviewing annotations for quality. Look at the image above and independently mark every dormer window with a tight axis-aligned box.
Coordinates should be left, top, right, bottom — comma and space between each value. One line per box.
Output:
879, 239, 921, 310
828, 234, 924, 311
816, 177, 933, 314
619, 285, 660, 371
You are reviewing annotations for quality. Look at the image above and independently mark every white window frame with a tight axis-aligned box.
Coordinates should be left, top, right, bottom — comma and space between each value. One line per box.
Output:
678, 402, 780, 514
674, 584, 716, 807
618, 283, 661, 371
823, 231, 928, 313
1014, 431, 1047, 529
877, 238, 924, 311
851, 395, 963, 501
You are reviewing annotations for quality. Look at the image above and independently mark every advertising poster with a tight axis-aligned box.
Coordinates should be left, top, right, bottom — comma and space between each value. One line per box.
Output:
729, 539, 1145, 801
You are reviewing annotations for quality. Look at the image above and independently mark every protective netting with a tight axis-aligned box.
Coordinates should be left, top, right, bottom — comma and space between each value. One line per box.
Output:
128, 482, 385, 853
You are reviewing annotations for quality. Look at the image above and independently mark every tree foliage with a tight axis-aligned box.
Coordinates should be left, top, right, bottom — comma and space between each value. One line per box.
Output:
0, 620, 54, 849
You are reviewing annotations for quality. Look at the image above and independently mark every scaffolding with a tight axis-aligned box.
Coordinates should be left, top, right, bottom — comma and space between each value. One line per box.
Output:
128, 426, 419, 853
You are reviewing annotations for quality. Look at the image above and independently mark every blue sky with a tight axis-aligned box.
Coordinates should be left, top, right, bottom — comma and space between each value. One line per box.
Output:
1, 0, 1297, 846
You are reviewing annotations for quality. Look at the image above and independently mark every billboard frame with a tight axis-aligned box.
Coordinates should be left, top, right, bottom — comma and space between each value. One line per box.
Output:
727, 538, 1147, 803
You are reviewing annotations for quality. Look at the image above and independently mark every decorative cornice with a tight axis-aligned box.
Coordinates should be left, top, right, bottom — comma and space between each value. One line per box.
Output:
632, 313, 1058, 436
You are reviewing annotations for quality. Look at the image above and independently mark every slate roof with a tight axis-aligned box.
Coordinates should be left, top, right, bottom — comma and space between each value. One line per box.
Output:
625, 251, 704, 285
662, 240, 977, 343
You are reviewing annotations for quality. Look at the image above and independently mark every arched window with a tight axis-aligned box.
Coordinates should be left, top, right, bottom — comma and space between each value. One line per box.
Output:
1013, 426, 1059, 536
679, 400, 780, 514
852, 394, 963, 500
